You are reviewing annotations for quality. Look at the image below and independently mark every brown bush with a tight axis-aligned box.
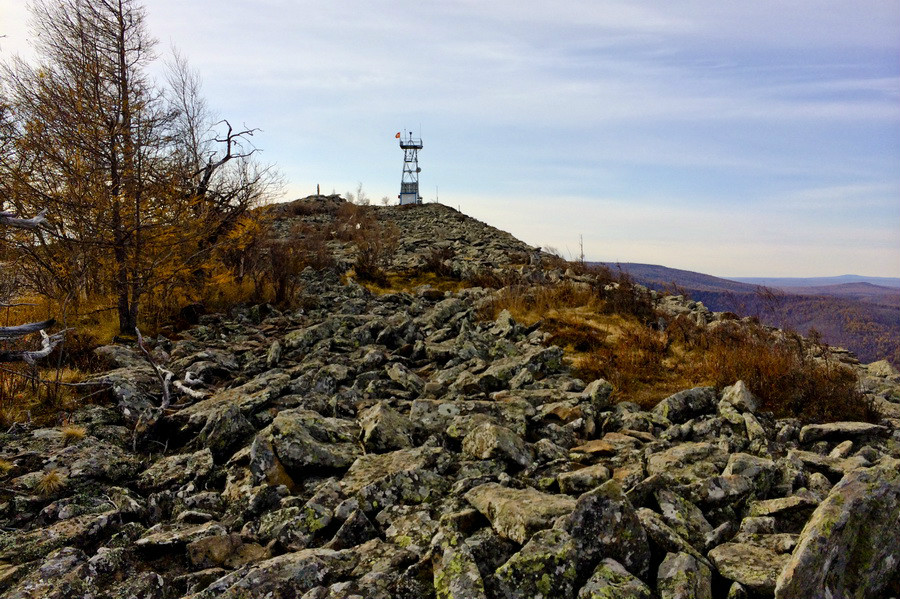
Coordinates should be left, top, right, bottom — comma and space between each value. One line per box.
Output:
692, 322, 873, 423
423, 246, 456, 278
479, 258, 871, 423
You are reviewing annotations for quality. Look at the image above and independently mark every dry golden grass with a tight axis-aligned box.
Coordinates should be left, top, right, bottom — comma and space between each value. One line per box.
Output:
358, 271, 472, 296
61, 424, 87, 445
1, 363, 89, 428
35, 468, 66, 496
483, 275, 871, 422
0, 458, 13, 477
480, 281, 605, 325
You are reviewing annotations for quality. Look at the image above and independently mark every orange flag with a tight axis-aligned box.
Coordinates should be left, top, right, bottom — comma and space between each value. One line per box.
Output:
395, 132, 401, 138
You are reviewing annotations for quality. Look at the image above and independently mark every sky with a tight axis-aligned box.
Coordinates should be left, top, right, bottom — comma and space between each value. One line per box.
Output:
2, 1, 899, 278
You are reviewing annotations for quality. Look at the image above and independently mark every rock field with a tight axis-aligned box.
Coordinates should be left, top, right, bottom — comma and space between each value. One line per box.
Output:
2, 199, 900, 598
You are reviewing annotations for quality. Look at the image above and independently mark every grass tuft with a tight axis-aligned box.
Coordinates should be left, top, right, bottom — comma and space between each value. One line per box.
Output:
35, 468, 66, 497
61, 424, 87, 445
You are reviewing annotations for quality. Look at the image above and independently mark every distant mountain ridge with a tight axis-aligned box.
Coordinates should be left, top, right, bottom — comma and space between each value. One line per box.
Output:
732, 275, 900, 289
599, 262, 900, 367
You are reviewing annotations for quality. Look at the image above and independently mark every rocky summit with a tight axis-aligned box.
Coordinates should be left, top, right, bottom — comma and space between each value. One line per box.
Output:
3, 199, 900, 599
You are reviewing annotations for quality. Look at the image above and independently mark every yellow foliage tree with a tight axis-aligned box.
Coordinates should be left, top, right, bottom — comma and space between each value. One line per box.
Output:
0, 0, 279, 335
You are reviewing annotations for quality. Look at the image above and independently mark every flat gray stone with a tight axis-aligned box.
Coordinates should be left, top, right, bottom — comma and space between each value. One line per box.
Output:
465, 483, 576, 544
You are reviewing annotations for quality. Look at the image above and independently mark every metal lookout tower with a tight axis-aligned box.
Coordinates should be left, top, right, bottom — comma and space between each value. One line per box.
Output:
397, 131, 423, 205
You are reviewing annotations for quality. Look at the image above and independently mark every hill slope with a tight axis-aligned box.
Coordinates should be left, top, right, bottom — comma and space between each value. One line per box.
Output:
3, 199, 900, 599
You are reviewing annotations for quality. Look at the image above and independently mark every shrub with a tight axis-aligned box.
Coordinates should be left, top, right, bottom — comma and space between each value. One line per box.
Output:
423, 246, 456, 278
693, 322, 873, 422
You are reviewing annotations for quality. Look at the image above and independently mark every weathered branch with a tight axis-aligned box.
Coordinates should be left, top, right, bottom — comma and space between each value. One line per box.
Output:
0, 208, 48, 230
0, 319, 56, 340
135, 327, 171, 409
0, 329, 66, 363
191, 120, 260, 199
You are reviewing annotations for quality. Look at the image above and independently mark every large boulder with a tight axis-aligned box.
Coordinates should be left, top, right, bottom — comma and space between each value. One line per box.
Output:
434, 543, 487, 599
709, 542, 790, 596
268, 409, 361, 472
465, 483, 576, 544
558, 479, 650, 579
657, 551, 712, 599
651, 387, 716, 424
494, 528, 579, 599
775, 459, 900, 599
576, 558, 652, 599
462, 423, 532, 468
188, 548, 356, 598
357, 402, 416, 452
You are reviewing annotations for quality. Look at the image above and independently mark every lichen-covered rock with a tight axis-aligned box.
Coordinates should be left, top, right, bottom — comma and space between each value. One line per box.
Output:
3, 547, 91, 599
326, 509, 377, 550
173, 370, 291, 432
465, 483, 576, 544
379, 505, 439, 554
196, 401, 256, 462
559, 479, 650, 579
189, 548, 357, 598
0, 510, 120, 564
494, 528, 579, 599
722, 453, 776, 496
477, 346, 564, 392
387, 362, 426, 394
138, 448, 214, 492
269, 409, 361, 472
557, 463, 611, 495
88, 364, 161, 425
435, 543, 487, 599
646, 442, 728, 484
654, 489, 712, 551
746, 495, 818, 533
709, 542, 790, 595
651, 387, 716, 424
358, 402, 416, 452
657, 551, 712, 599
797, 421, 889, 444
719, 380, 759, 414
581, 379, 614, 412
257, 502, 333, 550
186, 533, 267, 569
462, 422, 533, 468
636, 508, 709, 567
410, 398, 534, 437
576, 558, 652, 599
135, 521, 228, 550
342, 445, 449, 512
775, 459, 900, 599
